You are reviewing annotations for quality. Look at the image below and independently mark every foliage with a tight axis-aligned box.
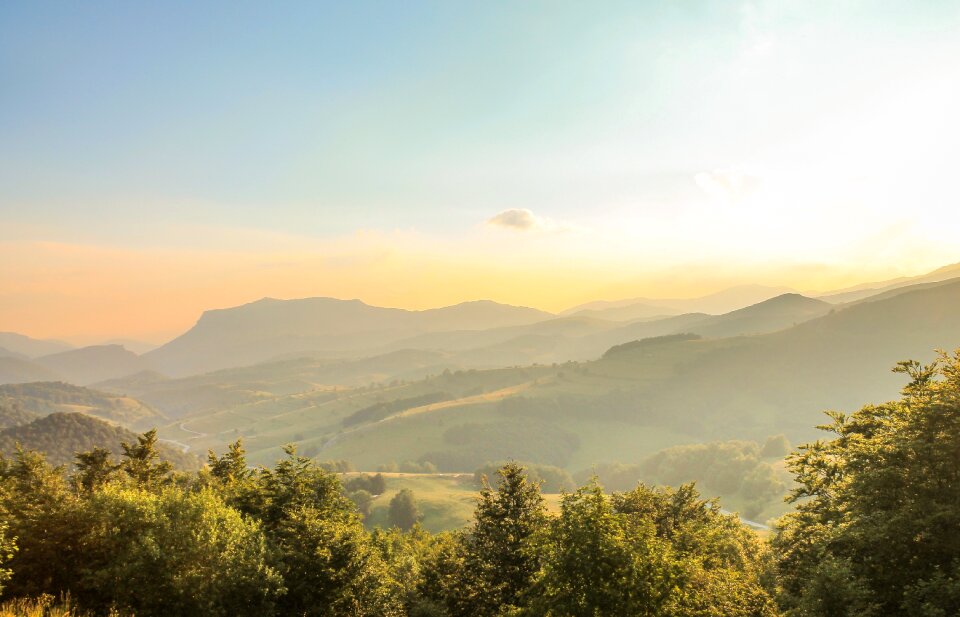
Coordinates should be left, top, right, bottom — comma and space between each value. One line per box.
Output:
0, 594, 96, 617
773, 350, 960, 616
529, 480, 679, 616
73, 486, 282, 616
585, 438, 789, 520
0, 412, 196, 471
344, 473, 388, 496
760, 434, 791, 458
0, 382, 161, 428
318, 459, 354, 472
118, 429, 173, 489
463, 463, 548, 615
72, 447, 119, 493
389, 489, 421, 531
343, 393, 453, 427
0, 402, 36, 431
0, 522, 13, 596
422, 420, 580, 471
473, 461, 574, 493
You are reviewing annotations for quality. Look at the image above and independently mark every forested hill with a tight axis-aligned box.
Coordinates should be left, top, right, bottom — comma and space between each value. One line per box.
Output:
0, 412, 198, 469
0, 401, 37, 430
0, 381, 165, 429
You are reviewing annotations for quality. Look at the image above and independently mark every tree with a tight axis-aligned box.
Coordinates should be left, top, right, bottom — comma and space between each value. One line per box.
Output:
74, 485, 282, 616
774, 350, 960, 616
389, 489, 420, 531
463, 462, 548, 615
612, 483, 778, 616
760, 434, 791, 458
530, 480, 678, 617
0, 522, 14, 595
72, 446, 119, 493
348, 489, 374, 518
208, 439, 251, 483
120, 429, 172, 489
270, 504, 402, 616
251, 446, 402, 616
0, 447, 81, 599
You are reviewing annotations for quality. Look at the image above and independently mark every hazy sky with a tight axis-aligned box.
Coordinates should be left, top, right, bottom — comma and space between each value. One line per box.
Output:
2, 1, 959, 342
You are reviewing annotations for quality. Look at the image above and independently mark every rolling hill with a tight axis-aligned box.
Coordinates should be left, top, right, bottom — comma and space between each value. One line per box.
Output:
0, 356, 63, 385
0, 332, 73, 358
35, 345, 148, 385
152, 278, 960, 475
0, 412, 198, 469
96, 349, 457, 418
685, 293, 832, 338
0, 400, 38, 429
0, 381, 166, 429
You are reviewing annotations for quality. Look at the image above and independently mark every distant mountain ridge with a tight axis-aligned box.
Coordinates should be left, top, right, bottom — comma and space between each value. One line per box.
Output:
35, 344, 148, 385
0, 332, 73, 358
145, 297, 554, 376
817, 262, 960, 303
562, 284, 797, 317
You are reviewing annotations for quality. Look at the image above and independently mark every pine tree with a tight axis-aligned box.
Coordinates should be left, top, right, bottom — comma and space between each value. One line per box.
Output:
120, 429, 173, 489
464, 462, 547, 615
73, 447, 119, 493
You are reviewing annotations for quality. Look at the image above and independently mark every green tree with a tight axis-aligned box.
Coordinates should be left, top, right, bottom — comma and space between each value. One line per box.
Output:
530, 480, 678, 617
389, 489, 420, 531
271, 505, 402, 616
760, 434, 791, 458
254, 446, 402, 616
464, 462, 547, 615
72, 446, 119, 493
74, 485, 282, 616
612, 483, 778, 616
0, 522, 14, 595
120, 429, 173, 489
0, 447, 81, 599
348, 489, 374, 518
774, 350, 960, 616
208, 438, 251, 483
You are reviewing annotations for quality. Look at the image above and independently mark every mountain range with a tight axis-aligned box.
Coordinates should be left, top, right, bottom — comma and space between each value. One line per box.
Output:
0, 262, 958, 525
2, 262, 958, 392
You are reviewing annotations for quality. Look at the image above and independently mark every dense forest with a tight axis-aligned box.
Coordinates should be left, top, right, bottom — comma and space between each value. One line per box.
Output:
1, 350, 959, 616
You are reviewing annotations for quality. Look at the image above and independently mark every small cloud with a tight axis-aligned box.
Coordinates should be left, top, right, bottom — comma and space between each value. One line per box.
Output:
485, 209, 582, 234
694, 169, 761, 200
486, 208, 544, 231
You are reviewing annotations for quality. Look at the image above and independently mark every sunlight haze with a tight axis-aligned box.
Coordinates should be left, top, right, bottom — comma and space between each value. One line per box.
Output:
2, 0, 959, 341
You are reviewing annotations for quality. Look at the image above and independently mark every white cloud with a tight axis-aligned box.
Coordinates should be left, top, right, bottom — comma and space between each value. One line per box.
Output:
486, 208, 572, 232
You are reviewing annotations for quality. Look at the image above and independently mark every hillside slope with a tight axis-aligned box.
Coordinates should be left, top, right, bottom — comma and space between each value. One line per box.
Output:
689, 293, 832, 338
0, 332, 73, 358
0, 401, 38, 429
36, 345, 147, 385
0, 412, 198, 469
235, 280, 960, 471
0, 382, 165, 429
0, 357, 62, 385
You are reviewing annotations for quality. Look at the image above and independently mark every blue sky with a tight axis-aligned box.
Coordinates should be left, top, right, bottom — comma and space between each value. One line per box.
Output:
2, 1, 960, 339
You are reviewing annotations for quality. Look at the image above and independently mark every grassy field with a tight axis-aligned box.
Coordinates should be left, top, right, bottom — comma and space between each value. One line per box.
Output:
356, 472, 564, 533
348, 472, 780, 534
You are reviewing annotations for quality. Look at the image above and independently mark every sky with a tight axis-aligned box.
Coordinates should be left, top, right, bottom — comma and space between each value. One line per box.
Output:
2, 0, 959, 343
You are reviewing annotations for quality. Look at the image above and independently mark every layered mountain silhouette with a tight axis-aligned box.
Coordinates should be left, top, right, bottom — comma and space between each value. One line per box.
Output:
145, 298, 553, 376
